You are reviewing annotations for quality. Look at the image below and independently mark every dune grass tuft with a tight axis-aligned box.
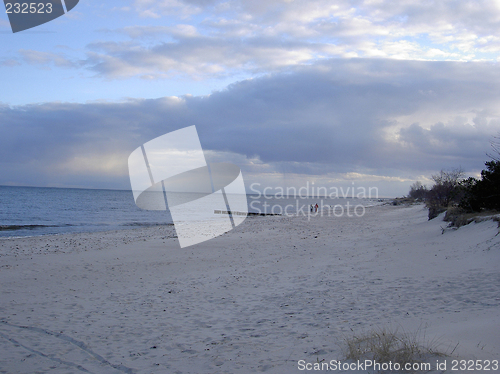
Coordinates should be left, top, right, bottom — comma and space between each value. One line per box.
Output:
342, 326, 450, 373
444, 206, 500, 228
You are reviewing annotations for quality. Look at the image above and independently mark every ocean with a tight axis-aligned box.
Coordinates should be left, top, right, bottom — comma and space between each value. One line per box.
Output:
0, 185, 385, 238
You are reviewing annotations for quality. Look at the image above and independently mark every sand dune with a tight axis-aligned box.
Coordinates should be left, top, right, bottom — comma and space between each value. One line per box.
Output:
0, 204, 499, 373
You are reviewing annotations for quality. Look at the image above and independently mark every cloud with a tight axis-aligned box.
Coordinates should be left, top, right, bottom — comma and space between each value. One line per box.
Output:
1, 59, 500, 195
0, 59, 21, 67
133, 0, 204, 18
19, 49, 76, 68
113, 24, 200, 39
84, 36, 319, 79
5, 0, 500, 81
74, 0, 500, 79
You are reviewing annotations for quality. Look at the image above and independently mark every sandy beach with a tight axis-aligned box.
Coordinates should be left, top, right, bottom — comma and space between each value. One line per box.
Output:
0, 204, 499, 373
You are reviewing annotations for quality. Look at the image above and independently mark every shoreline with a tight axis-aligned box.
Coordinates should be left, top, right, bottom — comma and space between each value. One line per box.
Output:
0, 201, 387, 242
0, 196, 388, 240
1, 204, 499, 373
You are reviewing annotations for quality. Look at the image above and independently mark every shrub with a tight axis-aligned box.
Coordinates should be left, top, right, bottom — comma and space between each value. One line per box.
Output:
424, 169, 464, 220
408, 181, 428, 200
427, 203, 446, 220
443, 206, 468, 227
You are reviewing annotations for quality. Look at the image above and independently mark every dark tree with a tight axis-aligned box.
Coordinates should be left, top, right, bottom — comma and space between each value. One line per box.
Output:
426, 168, 464, 219
408, 181, 428, 200
460, 161, 500, 212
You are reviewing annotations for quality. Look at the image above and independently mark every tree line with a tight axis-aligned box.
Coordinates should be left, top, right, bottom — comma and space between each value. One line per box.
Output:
408, 160, 500, 220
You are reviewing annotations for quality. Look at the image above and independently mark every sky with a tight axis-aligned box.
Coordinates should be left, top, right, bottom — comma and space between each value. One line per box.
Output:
2, 0, 500, 197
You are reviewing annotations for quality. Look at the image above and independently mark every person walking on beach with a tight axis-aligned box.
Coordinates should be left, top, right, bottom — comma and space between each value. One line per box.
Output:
315, 203, 319, 213
310, 204, 314, 213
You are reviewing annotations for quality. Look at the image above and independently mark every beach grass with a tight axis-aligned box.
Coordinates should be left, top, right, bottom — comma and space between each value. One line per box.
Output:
443, 206, 500, 228
342, 326, 450, 372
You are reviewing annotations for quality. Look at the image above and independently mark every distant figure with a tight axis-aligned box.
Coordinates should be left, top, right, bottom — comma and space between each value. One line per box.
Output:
315, 203, 319, 213
310, 204, 314, 213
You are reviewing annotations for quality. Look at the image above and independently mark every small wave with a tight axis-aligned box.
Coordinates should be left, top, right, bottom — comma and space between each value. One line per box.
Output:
0, 224, 54, 231
122, 222, 174, 227
0, 224, 75, 231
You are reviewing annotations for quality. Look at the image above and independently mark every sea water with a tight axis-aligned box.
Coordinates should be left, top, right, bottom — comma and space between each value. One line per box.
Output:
0, 186, 385, 238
